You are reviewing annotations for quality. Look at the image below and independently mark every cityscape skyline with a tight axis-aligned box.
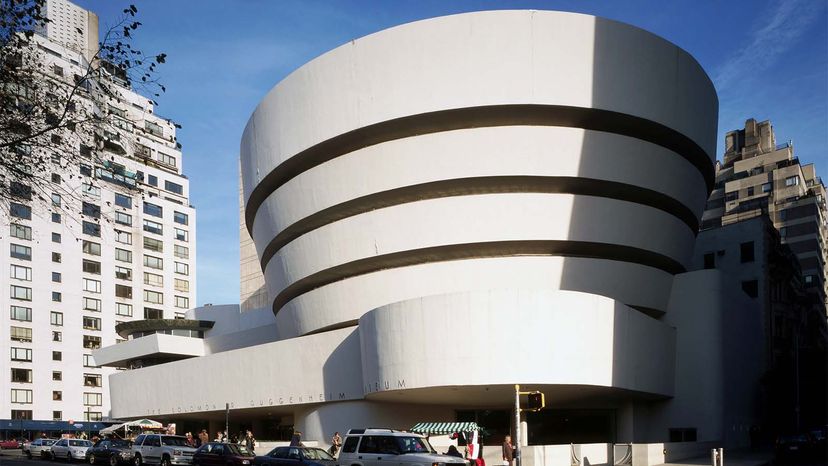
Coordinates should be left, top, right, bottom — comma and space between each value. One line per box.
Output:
70, 0, 828, 307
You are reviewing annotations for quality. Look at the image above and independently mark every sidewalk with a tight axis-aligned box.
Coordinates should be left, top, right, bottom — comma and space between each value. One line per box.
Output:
657, 448, 772, 466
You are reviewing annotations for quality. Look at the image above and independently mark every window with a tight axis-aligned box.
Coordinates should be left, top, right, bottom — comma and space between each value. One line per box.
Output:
53, 411, 62, 421
83, 297, 101, 312
785, 175, 799, 187
83, 221, 101, 237
83, 355, 97, 368
143, 219, 163, 235
725, 191, 738, 202
10, 326, 32, 342
174, 279, 189, 292
144, 255, 163, 269
115, 266, 132, 280
115, 193, 132, 209
115, 248, 133, 263
116, 303, 133, 316
83, 241, 101, 256
52, 232, 61, 243
79, 262, 100, 278
761, 182, 772, 192
175, 262, 189, 275
82, 183, 101, 198
114, 211, 132, 226
11, 368, 32, 383
10, 305, 31, 322
11, 347, 32, 362
52, 272, 61, 283
175, 228, 188, 242
10, 182, 31, 199
115, 284, 133, 299
52, 371, 61, 381
10, 285, 32, 301
11, 389, 33, 403
174, 211, 188, 225
165, 181, 183, 195
52, 291, 62, 302
158, 152, 176, 166
83, 373, 102, 387
741, 280, 759, 298
52, 391, 62, 401
83, 278, 101, 293
114, 230, 132, 244
52, 331, 61, 342
50, 311, 63, 326
83, 317, 101, 331
174, 244, 189, 259
174, 312, 186, 320
148, 174, 158, 186
10, 264, 32, 281
10, 224, 32, 240
144, 290, 164, 304
144, 237, 164, 253
144, 202, 163, 218
746, 186, 754, 196
52, 252, 61, 263
10, 243, 32, 260
144, 307, 163, 319
174, 295, 189, 308
51, 192, 61, 206
740, 241, 755, 263
10, 202, 31, 220
11, 410, 32, 420
83, 335, 102, 349
144, 272, 164, 287
82, 202, 101, 218
83, 392, 103, 406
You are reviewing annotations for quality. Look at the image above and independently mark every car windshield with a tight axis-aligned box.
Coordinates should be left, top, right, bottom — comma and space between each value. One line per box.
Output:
161, 437, 190, 447
394, 437, 433, 454
303, 448, 334, 461
69, 440, 91, 447
226, 444, 254, 457
111, 440, 132, 448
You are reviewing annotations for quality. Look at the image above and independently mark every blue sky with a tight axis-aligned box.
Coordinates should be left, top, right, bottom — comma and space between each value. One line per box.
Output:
74, 0, 828, 306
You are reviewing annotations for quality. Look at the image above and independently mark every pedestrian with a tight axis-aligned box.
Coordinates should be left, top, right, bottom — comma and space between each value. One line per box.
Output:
289, 432, 304, 447
185, 432, 195, 448
198, 429, 209, 447
329, 432, 342, 456
244, 430, 256, 452
502, 435, 515, 466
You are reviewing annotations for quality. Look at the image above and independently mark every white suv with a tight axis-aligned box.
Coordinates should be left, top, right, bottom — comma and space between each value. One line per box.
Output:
338, 429, 466, 466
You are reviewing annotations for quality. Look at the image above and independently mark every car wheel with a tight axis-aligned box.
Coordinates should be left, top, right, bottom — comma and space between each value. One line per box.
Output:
133, 454, 142, 466
89, 455, 96, 464
26, 451, 32, 459
160, 455, 171, 466
110, 455, 119, 466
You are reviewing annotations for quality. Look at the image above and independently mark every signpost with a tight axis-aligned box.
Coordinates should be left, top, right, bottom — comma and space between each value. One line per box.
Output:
225, 403, 230, 443
513, 385, 546, 466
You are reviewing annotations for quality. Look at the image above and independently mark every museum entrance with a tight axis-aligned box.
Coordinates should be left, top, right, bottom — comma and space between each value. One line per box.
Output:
457, 408, 616, 445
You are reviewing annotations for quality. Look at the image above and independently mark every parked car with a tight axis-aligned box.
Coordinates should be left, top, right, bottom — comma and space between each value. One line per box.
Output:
51, 439, 94, 462
23, 438, 57, 459
253, 446, 334, 466
338, 429, 466, 466
87, 439, 134, 466
0, 437, 25, 449
193, 442, 255, 466
131, 434, 197, 466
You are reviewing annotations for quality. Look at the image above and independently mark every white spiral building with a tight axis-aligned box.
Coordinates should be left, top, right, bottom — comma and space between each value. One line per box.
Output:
100, 10, 766, 457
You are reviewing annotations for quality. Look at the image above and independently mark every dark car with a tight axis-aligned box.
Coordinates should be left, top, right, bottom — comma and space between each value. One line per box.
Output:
193, 443, 254, 466
775, 433, 811, 461
253, 447, 335, 466
87, 439, 134, 466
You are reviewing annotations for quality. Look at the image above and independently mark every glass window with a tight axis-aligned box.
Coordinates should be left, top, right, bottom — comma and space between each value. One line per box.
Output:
114, 193, 132, 209
53, 411, 62, 421
52, 331, 61, 342
11, 347, 32, 362
83, 317, 101, 331
52, 391, 62, 401
11, 410, 32, 420
114, 230, 132, 244
52, 371, 61, 381
114, 211, 132, 226
10, 243, 32, 261
148, 174, 158, 186
175, 262, 189, 275
144, 255, 163, 269
115, 303, 133, 316
83, 392, 103, 406
11, 368, 32, 383
144, 272, 164, 287
144, 290, 163, 304
10, 264, 32, 281
115, 248, 132, 263
82, 202, 101, 218
762, 182, 773, 192
51, 193, 61, 206
10, 326, 32, 342
83, 278, 101, 293
144, 237, 164, 252
144, 202, 163, 218
83, 373, 102, 386
115, 266, 132, 280
165, 180, 183, 195
174, 279, 189, 292
82, 183, 101, 198
10, 224, 32, 240
82, 221, 101, 237
740, 241, 755, 263
785, 175, 799, 187
159, 152, 176, 167
83, 297, 101, 312
52, 232, 61, 243
52, 252, 61, 263
83, 241, 101, 256
174, 211, 188, 225
50, 311, 63, 326
10, 305, 31, 321
83, 259, 101, 274
175, 228, 188, 242
143, 219, 163, 235
174, 244, 189, 259
52, 212, 61, 223
115, 284, 133, 299
83, 335, 102, 349
10, 285, 32, 301
10, 202, 31, 220
174, 295, 189, 309
52, 291, 61, 302
11, 388, 33, 404
10, 182, 32, 200
83, 355, 97, 367
52, 272, 61, 283
144, 308, 163, 319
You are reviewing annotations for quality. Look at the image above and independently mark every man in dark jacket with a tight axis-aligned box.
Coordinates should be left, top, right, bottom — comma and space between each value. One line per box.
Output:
502, 435, 515, 466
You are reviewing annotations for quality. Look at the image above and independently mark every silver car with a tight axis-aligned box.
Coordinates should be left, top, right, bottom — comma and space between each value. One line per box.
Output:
131, 434, 197, 466
51, 439, 94, 462
24, 438, 57, 459
338, 429, 466, 466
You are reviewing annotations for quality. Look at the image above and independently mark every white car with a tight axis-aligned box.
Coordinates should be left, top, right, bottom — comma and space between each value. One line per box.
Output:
24, 438, 57, 459
50, 439, 94, 462
338, 429, 466, 466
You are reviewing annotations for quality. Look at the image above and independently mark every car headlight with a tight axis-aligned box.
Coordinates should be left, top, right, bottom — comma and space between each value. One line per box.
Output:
120, 451, 132, 457
173, 450, 183, 456
242, 461, 250, 465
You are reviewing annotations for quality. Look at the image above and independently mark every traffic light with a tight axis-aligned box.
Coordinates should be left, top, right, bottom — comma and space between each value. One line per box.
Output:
526, 392, 545, 411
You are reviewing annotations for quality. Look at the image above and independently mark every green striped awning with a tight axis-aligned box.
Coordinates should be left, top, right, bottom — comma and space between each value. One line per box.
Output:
410, 422, 481, 435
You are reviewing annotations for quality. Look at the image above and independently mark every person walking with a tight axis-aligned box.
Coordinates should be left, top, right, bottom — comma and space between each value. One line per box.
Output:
502, 435, 515, 466
244, 430, 256, 452
329, 432, 342, 456
198, 430, 209, 447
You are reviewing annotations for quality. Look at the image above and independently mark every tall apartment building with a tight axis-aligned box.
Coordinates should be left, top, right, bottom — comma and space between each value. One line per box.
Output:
1, 0, 196, 428
701, 118, 828, 310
